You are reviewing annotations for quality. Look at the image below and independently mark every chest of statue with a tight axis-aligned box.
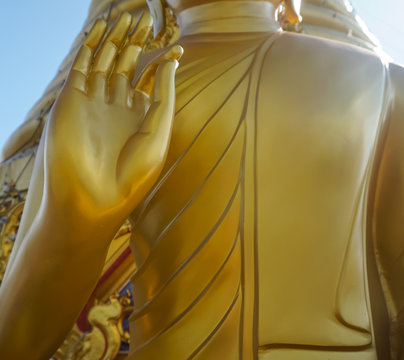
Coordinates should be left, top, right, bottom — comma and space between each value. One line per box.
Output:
129, 37, 387, 359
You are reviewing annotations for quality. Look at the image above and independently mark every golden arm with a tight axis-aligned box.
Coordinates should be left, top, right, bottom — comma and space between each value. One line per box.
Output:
373, 62, 404, 360
0, 12, 181, 360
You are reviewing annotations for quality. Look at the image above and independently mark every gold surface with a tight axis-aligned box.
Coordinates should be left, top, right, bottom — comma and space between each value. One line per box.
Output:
1, 1, 404, 360
53, 291, 133, 360
0, 0, 379, 164
64, 297, 126, 360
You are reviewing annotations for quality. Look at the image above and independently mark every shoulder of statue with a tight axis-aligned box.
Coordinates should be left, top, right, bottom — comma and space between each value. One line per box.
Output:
265, 31, 387, 79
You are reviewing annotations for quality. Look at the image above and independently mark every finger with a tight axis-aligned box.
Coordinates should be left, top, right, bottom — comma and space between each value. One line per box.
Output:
111, 45, 141, 105
94, 12, 133, 73
128, 11, 153, 47
134, 45, 183, 97
110, 73, 131, 106
114, 12, 153, 81
110, 13, 153, 104
114, 45, 142, 82
116, 60, 178, 190
69, 19, 107, 91
139, 59, 178, 135
89, 12, 133, 98
72, 19, 107, 76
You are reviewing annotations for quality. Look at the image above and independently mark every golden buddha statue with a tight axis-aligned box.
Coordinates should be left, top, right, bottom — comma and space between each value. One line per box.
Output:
1, 1, 404, 360
0, 0, 381, 167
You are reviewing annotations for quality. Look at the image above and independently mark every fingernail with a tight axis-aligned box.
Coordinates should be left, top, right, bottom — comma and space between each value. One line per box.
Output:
117, 11, 132, 25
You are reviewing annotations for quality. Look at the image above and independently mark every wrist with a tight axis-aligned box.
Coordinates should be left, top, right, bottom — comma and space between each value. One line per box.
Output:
40, 193, 122, 248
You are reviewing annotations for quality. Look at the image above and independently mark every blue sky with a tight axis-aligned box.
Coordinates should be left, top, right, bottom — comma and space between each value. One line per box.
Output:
0, 0, 403, 153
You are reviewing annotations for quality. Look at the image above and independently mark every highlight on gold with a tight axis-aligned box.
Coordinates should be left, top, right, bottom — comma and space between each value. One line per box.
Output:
1, 1, 404, 359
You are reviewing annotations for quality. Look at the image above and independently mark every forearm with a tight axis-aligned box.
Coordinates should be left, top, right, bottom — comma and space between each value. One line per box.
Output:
3, 137, 45, 284
0, 11, 179, 358
0, 202, 117, 360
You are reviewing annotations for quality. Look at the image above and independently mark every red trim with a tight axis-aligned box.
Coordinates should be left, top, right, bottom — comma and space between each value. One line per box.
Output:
96, 247, 132, 290
76, 246, 132, 332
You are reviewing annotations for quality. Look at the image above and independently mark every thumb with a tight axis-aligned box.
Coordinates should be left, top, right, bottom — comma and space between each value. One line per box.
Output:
139, 58, 179, 135
116, 59, 179, 193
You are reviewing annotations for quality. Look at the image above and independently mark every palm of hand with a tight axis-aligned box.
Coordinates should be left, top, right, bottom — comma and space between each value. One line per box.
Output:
49, 83, 148, 201
44, 13, 181, 217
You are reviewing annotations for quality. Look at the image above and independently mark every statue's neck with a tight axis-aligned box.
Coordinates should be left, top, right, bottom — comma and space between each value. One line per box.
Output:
176, 1, 281, 37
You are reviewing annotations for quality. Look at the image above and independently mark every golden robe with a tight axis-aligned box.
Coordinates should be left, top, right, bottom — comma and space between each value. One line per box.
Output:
126, 2, 401, 359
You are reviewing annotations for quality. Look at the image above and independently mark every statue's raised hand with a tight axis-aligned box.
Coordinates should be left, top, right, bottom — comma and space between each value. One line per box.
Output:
0, 15, 181, 355
44, 12, 181, 223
